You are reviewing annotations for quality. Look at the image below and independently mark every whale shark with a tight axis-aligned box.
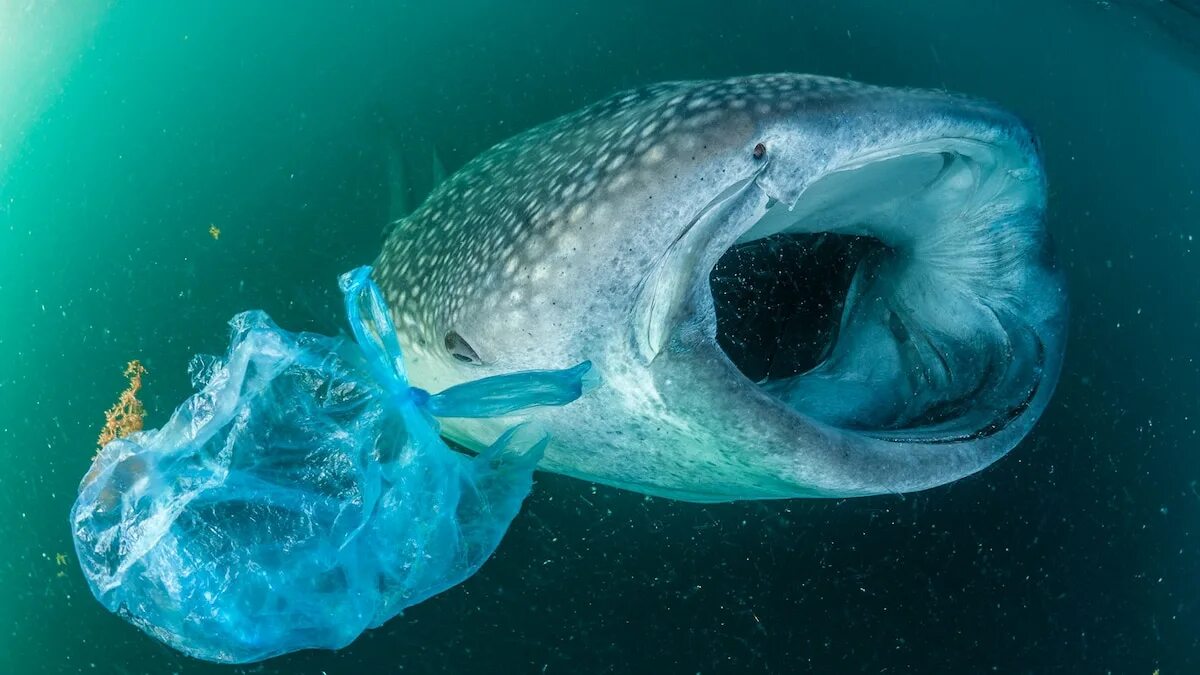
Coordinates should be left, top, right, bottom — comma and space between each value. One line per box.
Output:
374, 73, 1067, 502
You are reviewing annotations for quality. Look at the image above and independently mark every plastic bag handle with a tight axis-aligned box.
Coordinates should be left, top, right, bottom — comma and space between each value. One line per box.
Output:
339, 266, 410, 391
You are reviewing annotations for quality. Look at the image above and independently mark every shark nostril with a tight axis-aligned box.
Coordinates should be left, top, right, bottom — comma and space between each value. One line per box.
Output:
753, 142, 766, 160
444, 331, 481, 365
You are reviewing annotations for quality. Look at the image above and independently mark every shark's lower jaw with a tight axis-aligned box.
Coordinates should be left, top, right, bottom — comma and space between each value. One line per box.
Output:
677, 134, 1066, 495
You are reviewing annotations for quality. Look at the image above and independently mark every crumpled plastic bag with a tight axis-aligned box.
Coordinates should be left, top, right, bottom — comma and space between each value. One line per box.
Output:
70, 266, 589, 664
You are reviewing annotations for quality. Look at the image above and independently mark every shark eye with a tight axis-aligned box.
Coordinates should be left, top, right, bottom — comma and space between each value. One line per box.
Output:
444, 331, 481, 365
753, 142, 766, 160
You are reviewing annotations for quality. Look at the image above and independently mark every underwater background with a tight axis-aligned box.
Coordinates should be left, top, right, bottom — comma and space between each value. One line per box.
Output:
1, 0, 1198, 672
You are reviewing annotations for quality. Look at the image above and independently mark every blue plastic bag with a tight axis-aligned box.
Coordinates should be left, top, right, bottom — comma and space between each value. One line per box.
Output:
70, 266, 589, 664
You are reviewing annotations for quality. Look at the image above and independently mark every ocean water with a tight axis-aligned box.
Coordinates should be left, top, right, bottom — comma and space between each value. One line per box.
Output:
1, 1, 1198, 672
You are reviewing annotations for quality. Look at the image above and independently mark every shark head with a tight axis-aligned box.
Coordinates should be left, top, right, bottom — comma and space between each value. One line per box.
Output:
376, 74, 1067, 501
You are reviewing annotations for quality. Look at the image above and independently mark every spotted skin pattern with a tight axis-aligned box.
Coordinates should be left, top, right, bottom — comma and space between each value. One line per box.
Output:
378, 75, 872, 356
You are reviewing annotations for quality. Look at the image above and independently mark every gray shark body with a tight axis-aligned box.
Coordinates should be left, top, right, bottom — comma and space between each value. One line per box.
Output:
375, 74, 1067, 502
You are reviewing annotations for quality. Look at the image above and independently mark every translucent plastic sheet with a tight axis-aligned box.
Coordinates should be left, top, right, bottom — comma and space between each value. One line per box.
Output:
70, 266, 589, 664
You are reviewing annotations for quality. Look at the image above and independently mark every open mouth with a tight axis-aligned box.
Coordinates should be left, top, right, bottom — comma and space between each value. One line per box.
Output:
711, 231, 881, 384
705, 140, 1059, 442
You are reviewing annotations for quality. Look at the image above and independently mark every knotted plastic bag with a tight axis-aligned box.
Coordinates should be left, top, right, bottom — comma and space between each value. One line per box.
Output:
70, 266, 589, 664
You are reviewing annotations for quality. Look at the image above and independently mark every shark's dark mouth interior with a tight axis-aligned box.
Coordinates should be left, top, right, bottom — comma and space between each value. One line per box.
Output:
705, 142, 1055, 440
710, 233, 883, 383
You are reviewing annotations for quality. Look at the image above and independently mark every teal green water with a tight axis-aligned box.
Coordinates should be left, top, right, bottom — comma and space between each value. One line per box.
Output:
2, 1, 1198, 672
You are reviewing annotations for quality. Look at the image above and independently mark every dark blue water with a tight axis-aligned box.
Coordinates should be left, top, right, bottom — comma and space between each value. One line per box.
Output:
1, 1, 1197, 672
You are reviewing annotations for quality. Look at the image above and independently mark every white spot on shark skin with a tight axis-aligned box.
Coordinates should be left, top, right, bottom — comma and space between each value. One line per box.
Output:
588, 202, 612, 226
568, 204, 589, 223
556, 234, 579, 254
642, 145, 666, 165
575, 179, 598, 200
525, 237, 550, 258
685, 109, 724, 130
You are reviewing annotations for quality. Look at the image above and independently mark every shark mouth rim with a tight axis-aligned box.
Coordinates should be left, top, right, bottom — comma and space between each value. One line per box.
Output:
644, 133, 1061, 450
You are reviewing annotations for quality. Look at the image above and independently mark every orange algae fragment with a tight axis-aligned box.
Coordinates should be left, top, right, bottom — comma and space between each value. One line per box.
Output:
97, 360, 148, 450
